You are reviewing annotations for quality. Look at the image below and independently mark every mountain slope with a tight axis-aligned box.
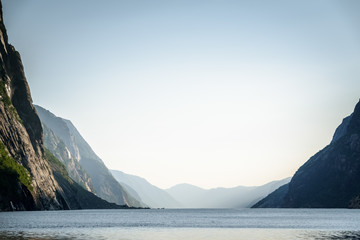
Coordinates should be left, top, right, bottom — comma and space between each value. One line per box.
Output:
252, 183, 289, 208
42, 123, 95, 193
166, 178, 290, 208
0, 0, 70, 210
35, 105, 144, 207
111, 170, 180, 208
0, 1, 123, 211
254, 99, 360, 208
43, 149, 128, 210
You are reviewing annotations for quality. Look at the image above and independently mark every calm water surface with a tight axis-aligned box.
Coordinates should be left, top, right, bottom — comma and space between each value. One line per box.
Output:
0, 208, 360, 240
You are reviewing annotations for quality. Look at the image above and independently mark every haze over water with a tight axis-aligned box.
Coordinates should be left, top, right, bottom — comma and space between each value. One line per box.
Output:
1, 209, 360, 240
3, 0, 360, 189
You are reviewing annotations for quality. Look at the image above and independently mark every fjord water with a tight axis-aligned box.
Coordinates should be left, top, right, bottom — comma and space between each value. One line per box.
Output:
1, 209, 360, 240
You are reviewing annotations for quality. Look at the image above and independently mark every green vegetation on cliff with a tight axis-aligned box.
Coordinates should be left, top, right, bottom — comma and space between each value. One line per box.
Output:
0, 141, 33, 192
0, 81, 22, 123
44, 148, 71, 182
43, 147, 132, 209
0, 81, 11, 106
35, 105, 145, 208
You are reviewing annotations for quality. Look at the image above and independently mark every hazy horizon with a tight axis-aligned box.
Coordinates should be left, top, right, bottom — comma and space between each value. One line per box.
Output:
3, 0, 360, 189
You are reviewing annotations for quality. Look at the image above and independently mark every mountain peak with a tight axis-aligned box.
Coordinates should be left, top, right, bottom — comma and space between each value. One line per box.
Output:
347, 99, 360, 135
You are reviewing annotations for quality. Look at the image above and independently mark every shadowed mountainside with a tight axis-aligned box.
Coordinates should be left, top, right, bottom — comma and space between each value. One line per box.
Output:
254, 99, 360, 208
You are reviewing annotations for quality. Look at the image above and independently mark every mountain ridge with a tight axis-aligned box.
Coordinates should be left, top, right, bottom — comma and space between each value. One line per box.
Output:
0, 0, 126, 210
166, 178, 290, 208
254, 99, 360, 208
35, 105, 144, 207
111, 169, 180, 208
41, 123, 95, 193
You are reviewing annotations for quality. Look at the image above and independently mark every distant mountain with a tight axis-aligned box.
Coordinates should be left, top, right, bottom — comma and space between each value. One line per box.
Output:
35, 105, 144, 208
253, 99, 360, 208
111, 170, 180, 208
166, 178, 290, 208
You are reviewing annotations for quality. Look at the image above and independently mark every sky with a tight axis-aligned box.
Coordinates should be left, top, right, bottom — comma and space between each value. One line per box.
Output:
2, 0, 360, 189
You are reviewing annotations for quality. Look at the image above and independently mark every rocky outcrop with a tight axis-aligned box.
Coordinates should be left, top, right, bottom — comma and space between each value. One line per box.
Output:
253, 99, 360, 208
0, 1, 127, 210
35, 105, 144, 208
0, 1, 66, 210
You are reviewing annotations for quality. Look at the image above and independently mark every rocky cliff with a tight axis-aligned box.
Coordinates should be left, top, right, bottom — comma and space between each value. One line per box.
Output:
253, 99, 360, 208
42, 123, 95, 193
0, 1, 65, 210
0, 1, 127, 210
35, 105, 144, 208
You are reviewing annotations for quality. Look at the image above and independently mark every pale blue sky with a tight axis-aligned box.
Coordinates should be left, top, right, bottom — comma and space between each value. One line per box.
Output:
3, 0, 360, 188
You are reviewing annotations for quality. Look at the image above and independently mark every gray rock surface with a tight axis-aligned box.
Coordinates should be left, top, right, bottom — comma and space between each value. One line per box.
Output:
0, 1, 66, 210
42, 123, 95, 193
35, 105, 144, 207
0, 1, 129, 210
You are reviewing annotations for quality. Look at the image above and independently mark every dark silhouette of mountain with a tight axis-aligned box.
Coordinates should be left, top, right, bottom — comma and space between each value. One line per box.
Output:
253, 99, 360, 208
35, 105, 144, 208
252, 183, 289, 208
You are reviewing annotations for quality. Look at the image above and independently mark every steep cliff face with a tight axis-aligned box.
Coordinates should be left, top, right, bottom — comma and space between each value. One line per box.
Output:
253, 99, 360, 208
35, 105, 144, 208
0, 1, 68, 210
0, 1, 127, 210
42, 123, 95, 193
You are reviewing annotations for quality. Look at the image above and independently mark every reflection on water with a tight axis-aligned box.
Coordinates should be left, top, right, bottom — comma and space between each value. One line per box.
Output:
300, 231, 360, 240
2, 228, 360, 240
